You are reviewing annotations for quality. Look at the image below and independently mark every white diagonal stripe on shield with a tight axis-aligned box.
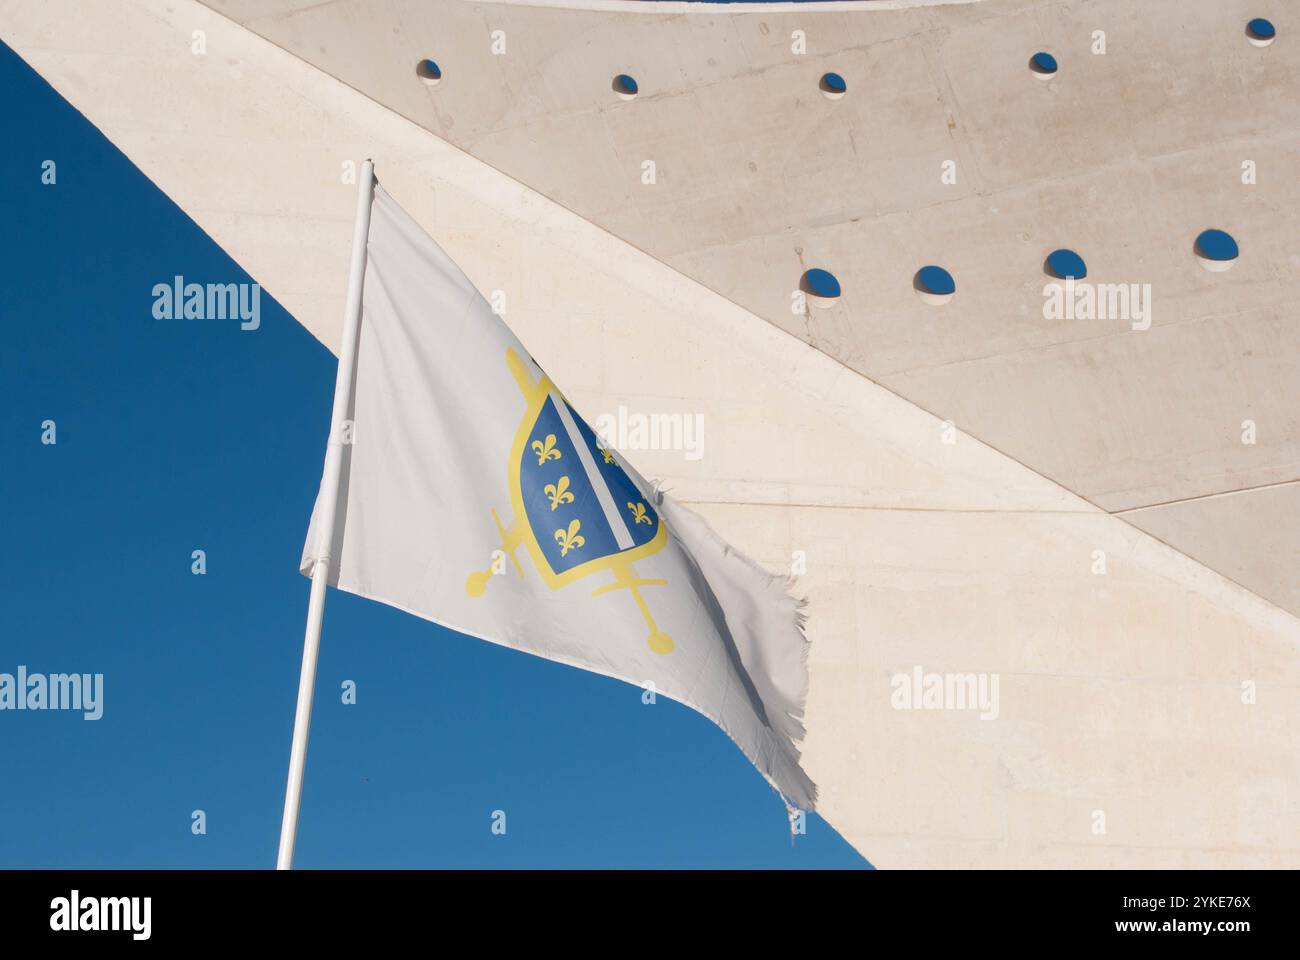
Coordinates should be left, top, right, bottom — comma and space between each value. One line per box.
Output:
551, 391, 634, 550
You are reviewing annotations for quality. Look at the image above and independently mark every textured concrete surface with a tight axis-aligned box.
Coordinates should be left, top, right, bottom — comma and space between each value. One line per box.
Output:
195, 0, 1300, 616
5, 0, 1299, 866
1119, 482, 1300, 618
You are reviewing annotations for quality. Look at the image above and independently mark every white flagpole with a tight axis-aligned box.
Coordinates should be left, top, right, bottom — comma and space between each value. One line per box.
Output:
276, 159, 376, 870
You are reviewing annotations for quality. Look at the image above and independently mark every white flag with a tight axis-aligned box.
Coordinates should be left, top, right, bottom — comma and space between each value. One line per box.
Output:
301, 183, 816, 810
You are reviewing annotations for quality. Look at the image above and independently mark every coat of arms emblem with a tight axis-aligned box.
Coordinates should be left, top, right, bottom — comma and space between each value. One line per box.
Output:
466, 349, 673, 653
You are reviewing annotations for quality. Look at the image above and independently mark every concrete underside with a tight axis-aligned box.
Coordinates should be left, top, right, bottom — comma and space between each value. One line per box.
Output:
201, 0, 1300, 619
4, 0, 1298, 866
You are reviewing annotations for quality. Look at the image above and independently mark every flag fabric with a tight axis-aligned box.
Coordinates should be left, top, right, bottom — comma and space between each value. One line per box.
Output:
301, 182, 817, 810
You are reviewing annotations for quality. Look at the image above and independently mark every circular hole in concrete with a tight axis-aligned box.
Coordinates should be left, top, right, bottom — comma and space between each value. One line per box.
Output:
801, 268, 841, 308
613, 74, 639, 100
820, 72, 847, 100
1195, 229, 1239, 272
1045, 248, 1088, 280
914, 265, 956, 305
416, 59, 442, 85
1246, 18, 1276, 47
1029, 51, 1058, 80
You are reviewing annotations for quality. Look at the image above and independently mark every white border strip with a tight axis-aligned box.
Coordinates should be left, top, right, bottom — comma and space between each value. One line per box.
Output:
552, 391, 635, 550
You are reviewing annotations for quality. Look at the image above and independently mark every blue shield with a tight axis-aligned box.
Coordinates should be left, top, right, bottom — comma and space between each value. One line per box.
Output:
520, 395, 659, 577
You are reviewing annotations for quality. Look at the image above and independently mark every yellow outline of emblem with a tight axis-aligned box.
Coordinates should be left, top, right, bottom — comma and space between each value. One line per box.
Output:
465, 349, 673, 654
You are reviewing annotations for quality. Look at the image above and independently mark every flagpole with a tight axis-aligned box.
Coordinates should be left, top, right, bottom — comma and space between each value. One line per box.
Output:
276, 159, 376, 870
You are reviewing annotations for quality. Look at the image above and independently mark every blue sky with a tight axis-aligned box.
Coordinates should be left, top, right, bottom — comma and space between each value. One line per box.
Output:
0, 39, 867, 869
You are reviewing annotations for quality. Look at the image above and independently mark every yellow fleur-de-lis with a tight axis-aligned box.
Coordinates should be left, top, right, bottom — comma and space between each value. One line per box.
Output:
598, 445, 616, 465
544, 475, 575, 511
627, 501, 652, 525
554, 518, 585, 557
531, 433, 562, 465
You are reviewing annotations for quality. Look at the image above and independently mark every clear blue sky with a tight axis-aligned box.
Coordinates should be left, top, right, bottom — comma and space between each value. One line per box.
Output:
0, 39, 868, 869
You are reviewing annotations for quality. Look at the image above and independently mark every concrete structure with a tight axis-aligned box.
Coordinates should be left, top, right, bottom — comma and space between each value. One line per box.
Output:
4, 0, 1297, 867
